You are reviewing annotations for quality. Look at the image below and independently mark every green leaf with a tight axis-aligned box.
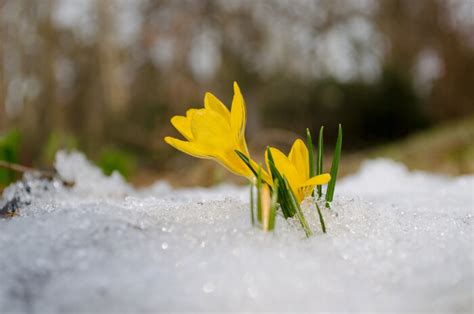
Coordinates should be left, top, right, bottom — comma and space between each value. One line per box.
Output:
325, 124, 343, 207
98, 147, 136, 180
266, 148, 295, 218
284, 176, 313, 237
316, 126, 324, 198
257, 167, 263, 224
43, 129, 78, 165
235, 150, 258, 178
314, 202, 327, 233
268, 181, 278, 231
0, 129, 22, 186
249, 183, 255, 226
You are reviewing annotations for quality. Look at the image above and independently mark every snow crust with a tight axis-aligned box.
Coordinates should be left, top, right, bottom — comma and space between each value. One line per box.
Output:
1, 151, 473, 313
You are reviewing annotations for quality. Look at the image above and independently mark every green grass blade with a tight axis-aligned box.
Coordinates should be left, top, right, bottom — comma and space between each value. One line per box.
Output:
257, 167, 263, 223
268, 181, 278, 231
306, 129, 315, 197
250, 183, 255, 226
314, 202, 326, 233
266, 148, 295, 218
325, 124, 342, 207
316, 126, 324, 198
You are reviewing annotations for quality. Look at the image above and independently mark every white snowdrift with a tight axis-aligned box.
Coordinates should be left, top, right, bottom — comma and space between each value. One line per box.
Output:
0, 151, 472, 312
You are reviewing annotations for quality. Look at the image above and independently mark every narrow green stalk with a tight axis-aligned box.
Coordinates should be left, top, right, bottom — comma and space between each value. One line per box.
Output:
285, 176, 313, 237
309, 128, 327, 233
257, 167, 263, 223
325, 124, 342, 208
235, 150, 258, 178
250, 183, 255, 226
314, 202, 326, 233
268, 181, 278, 231
306, 129, 315, 197
316, 126, 324, 198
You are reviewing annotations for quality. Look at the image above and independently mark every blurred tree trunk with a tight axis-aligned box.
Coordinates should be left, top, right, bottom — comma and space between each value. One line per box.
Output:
376, 0, 420, 71
97, 0, 128, 116
78, 0, 114, 152
37, 0, 61, 135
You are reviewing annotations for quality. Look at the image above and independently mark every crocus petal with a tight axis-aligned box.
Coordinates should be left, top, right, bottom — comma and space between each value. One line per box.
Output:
170, 116, 193, 140
248, 158, 272, 184
170, 109, 197, 140
164, 137, 210, 159
297, 174, 331, 201
186, 108, 197, 120
266, 147, 300, 191
191, 109, 235, 150
215, 150, 255, 178
231, 82, 246, 141
288, 139, 309, 181
204, 92, 231, 121
302, 173, 331, 187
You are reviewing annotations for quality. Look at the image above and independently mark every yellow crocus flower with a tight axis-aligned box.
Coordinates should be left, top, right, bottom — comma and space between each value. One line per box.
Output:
266, 139, 331, 203
165, 82, 265, 180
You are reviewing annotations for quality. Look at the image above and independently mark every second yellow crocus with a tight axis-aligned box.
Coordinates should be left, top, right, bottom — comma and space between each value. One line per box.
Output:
266, 139, 331, 203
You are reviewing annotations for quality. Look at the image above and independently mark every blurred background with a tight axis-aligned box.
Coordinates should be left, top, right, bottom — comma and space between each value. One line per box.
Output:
1, 0, 473, 188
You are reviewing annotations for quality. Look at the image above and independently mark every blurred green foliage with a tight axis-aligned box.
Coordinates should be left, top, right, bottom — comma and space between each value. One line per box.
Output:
42, 130, 78, 165
0, 130, 22, 187
98, 148, 137, 180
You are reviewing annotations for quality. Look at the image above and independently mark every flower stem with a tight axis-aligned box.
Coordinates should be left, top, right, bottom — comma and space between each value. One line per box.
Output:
257, 167, 263, 223
314, 202, 326, 233
250, 183, 255, 226
285, 177, 312, 237
325, 124, 342, 208
317, 126, 324, 198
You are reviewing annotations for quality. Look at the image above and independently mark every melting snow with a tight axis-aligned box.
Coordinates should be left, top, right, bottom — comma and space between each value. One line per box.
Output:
0, 151, 472, 312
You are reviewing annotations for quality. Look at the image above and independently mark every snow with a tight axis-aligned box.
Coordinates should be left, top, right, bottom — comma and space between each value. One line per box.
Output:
0, 151, 473, 313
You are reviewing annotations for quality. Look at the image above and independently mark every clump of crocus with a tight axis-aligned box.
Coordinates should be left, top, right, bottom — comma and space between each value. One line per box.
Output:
165, 82, 342, 236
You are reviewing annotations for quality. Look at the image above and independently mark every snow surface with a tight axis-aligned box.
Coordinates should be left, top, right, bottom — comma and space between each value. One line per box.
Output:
0, 151, 473, 313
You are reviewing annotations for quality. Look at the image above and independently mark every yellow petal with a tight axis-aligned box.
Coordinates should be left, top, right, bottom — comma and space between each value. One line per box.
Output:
302, 173, 331, 187
215, 149, 254, 178
164, 137, 210, 159
231, 82, 246, 141
186, 108, 197, 119
190, 109, 235, 150
204, 92, 231, 121
294, 190, 305, 203
170, 116, 193, 140
170, 109, 197, 140
238, 137, 250, 157
297, 174, 331, 201
288, 139, 309, 180
265, 147, 300, 192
